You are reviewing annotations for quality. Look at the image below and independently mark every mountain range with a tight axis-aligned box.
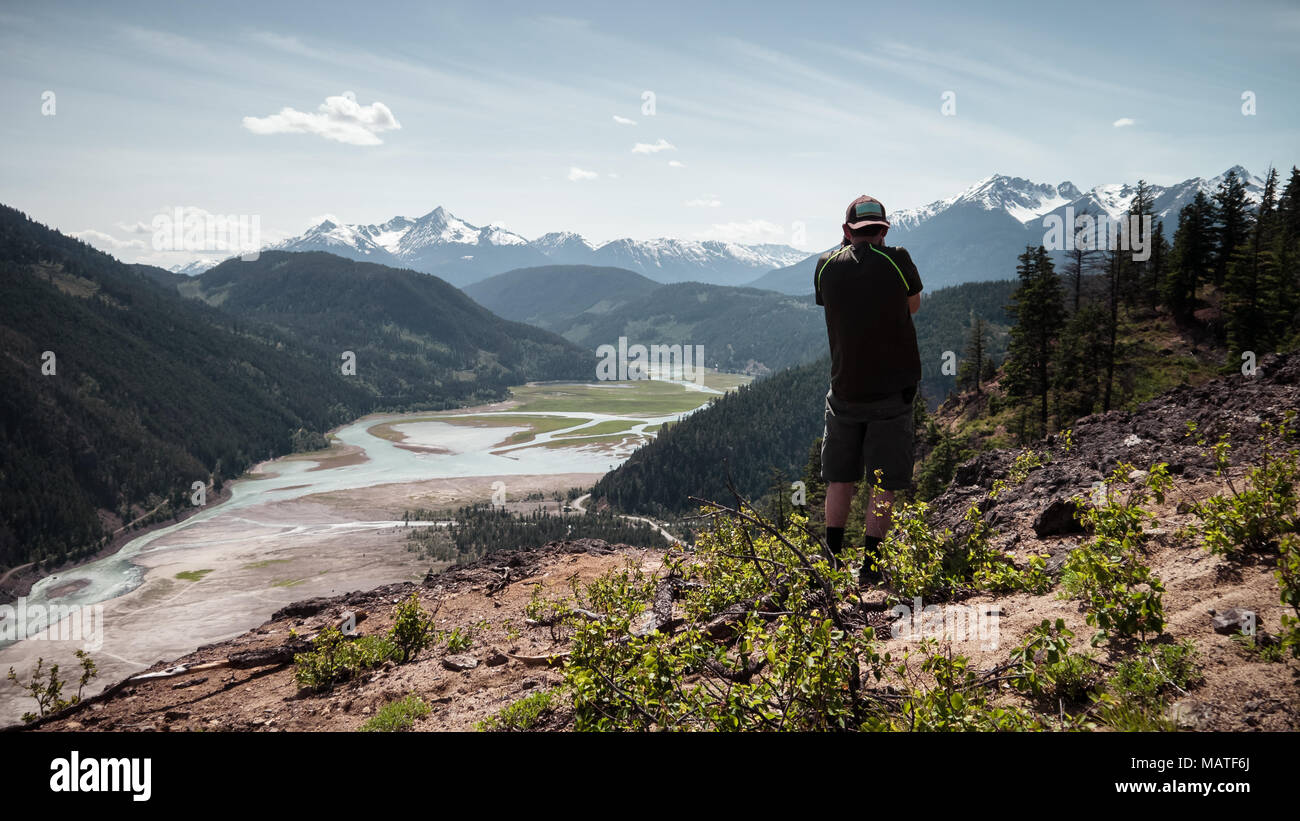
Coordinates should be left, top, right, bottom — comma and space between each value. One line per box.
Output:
258, 208, 808, 288
750, 166, 1266, 294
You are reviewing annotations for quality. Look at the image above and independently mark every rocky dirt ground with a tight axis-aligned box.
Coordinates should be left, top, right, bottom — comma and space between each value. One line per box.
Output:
917, 351, 1300, 730
21, 539, 653, 732
14, 355, 1300, 733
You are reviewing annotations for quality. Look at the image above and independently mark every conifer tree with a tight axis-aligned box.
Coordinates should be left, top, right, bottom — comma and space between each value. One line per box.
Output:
1162, 191, 1213, 322
1062, 208, 1102, 313
958, 315, 991, 396
1003, 246, 1065, 437
1052, 301, 1109, 424
1125, 180, 1157, 309
1212, 169, 1251, 287
1226, 167, 1284, 356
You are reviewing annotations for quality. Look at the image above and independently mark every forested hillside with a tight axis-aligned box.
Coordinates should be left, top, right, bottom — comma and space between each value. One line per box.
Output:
0, 207, 370, 569
915, 278, 1016, 402
0, 212, 591, 572
552, 282, 821, 375
462, 264, 660, 330
473, 269, 826, 375
187, 252, 590, 409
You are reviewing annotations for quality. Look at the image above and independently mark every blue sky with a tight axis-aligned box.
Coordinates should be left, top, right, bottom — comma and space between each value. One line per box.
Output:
1, 0, 1297, 265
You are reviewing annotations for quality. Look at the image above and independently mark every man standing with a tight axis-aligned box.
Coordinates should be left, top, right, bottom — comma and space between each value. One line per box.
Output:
814, 195, 923, 589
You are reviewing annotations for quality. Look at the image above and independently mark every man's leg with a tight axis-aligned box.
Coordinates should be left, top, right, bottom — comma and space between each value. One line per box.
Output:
859, 388, 915, 586
825, 481, 855, 529
864, 489, 894, 539
820, 388, 864, 569
823, 481, 855, 567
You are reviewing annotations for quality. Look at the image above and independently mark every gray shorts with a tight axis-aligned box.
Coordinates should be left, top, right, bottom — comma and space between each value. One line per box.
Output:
820, 386, 916, 490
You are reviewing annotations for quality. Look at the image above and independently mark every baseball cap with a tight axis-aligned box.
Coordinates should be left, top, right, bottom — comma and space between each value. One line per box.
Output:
845, 195, 890, 230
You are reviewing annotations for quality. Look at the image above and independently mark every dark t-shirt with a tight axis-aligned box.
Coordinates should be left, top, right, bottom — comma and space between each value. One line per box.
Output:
814, 241, 923, 402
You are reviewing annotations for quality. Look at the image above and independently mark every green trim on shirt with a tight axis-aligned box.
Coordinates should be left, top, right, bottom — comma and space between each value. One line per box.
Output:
868, 244, 911, 291
815, 245, 852, 293
817, 243, 913, 295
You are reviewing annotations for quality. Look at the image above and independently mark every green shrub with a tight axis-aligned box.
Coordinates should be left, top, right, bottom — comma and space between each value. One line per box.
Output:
876, 502, 1049, 600
1190, 414, 1298, 561
1279, 533, 1300, 657
293, 627, 398, 692
1187, 413, 1299, 656
391, 593, 435, 662
294, 593, 442, 692
893, 641, 1048, 731
1061, 464, 1167, 645
1092, 640, 1202, 730
6, 650, 98, 723
1009, 619, 1103, 704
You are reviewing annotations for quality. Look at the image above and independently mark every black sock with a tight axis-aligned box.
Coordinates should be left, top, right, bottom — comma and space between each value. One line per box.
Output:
861, 535, 883, 582
826, 527, 845, 554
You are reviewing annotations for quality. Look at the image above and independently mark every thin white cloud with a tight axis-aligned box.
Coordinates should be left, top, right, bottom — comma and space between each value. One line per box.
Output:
568, 166, 598, 181
694, 220, 785, 243
1112, 117, 1136, 128
685, 197, 721, 207
667, 160, 685, 168
607, 172, 619, 178
115, 221, 153, 234
242, 91, 401, 146
632, 138, 676, 154
612, 115, 636, 125
247, 30, 323, 59
72, 229, 145, 251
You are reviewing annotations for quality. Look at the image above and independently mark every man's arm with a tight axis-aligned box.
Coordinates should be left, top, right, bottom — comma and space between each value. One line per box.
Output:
814, 250, 831, 306
899, 247, 922, 314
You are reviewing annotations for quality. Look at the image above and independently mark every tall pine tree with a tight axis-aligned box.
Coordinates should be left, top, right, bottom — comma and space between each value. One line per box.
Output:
1211, 168, 1251, 287
957, 315, 991, 396
1162, 191, 1213, 322
1003, 246, 1066, 438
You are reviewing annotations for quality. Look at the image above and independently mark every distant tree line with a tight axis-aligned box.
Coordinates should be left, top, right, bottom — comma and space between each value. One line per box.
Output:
403, 502, 667, 563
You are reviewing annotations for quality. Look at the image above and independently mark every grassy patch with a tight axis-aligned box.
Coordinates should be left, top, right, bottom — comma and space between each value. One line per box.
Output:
360, 694, 431, 732
241, 559, 291, 569
534, 434, 638, 450
174, 569, 213, 582
555, 419, 642, 437
476, 690, 554, 732
509, 380, 714, 415
432, 414, 590, 446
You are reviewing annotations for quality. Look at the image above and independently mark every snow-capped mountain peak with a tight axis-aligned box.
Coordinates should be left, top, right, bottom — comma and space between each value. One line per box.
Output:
532, 231, 596, 254
168, 258, 219, 276
893, 174, 1080, 228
